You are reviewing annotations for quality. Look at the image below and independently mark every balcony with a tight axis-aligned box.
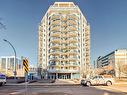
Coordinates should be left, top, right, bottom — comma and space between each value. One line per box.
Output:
69, 58, 79, 62
61, 52, 69, 56
68, 52, 79, 55
61, 46, 68, 50
68, 39, 78, 43
50, 45, 60, 49
68, 26, 77, 31
68, 46, 78, 49
67, 20, 77, 25
61, 59, 68, 62
69, 56, 79, 60
50, 33, 61, 37
50, 40, 61, 44
69, 43, 79, 46
50, 20, 60, 25
61, 23, 67, 27
51, 15, 60, 20
61, 40, 68, 44
61, 30, 68, 33
49, 52, 60, 56
68, 33, 78, 37
49, 59, 60, 62
68, 15, 78, 20
51, 26, 60, 31
61, 34, 68, 38
61, 17, 67, 21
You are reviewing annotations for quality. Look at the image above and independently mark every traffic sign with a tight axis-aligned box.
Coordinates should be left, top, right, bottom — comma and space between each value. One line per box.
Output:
23, 59, 29, 73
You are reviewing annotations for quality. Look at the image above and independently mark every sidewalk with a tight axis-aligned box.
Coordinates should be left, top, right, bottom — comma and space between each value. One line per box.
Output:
114, 81, 127, 86
95, 85, 127, 93
5, 79, 80, 86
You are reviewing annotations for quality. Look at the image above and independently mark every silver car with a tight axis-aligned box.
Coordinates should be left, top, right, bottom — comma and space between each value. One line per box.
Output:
81, 75, 113, 86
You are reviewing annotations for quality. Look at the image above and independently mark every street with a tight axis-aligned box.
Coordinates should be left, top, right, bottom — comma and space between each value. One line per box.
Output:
0, 85, 127, 95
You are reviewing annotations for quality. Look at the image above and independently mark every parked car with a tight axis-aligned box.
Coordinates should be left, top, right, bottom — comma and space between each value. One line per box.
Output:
81, 75, 114, 86
0, 73, 6, 86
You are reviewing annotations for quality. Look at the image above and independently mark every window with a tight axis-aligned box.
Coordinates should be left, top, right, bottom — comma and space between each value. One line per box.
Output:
1, 58, 6, 69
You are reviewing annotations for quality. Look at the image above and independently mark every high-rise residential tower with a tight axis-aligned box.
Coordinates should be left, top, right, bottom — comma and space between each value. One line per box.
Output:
38, 2, 90, 79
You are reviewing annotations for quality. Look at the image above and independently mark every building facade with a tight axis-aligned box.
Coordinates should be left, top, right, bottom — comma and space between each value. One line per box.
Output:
38, 2, 90, 79
0, 56, 24, 77
97, 49, 127, 77
28, 65, 38, 80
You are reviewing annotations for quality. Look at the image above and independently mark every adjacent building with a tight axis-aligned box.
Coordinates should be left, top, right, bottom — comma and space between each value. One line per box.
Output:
38, 2, 90, 79
28, 65, 38, 80
0, 56, 24, 77
97, 49, 127, 77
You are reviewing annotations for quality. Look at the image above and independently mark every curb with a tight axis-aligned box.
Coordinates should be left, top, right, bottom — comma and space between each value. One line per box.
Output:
5, 83, 80, 86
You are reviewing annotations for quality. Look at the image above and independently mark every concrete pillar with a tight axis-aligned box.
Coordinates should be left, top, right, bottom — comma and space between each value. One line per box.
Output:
71, 73, 73, 79
56, 73, 58, 79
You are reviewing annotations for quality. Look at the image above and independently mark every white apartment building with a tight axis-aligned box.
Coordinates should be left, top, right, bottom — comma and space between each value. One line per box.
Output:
38, 2, 90, 79
97, 49, 127, 77
0, 56, 24, 77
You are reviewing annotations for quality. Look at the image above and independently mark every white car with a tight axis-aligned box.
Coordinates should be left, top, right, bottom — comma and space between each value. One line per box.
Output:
0, 74, 6, 86
81, 75, 113, 86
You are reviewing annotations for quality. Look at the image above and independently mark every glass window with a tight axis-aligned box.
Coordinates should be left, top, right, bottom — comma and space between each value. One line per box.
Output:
1, 58, 6, 69
10, 58, 14, 69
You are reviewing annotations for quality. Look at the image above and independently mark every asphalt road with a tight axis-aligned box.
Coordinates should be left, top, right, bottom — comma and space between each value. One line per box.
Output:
0, 85, 127, 95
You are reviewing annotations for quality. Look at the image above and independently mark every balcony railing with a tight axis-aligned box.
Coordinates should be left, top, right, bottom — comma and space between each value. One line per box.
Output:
68, 52, 79, 55
50, 40, 61, 44
68, 39, 78, 43
67, 20, 77, 25
50, 45, 60, 49
68, 15, 78, 20
50, 20, 60, 25
50, 33, 61, 37
51, 15, 60, 20
68, 33, 78, 37
51, 26, 60, 31
61, 17, 67, 21
68, 26, 77, 31
61, 30, 68, 33
49, 52, 60, 56
61, 23, 67, 27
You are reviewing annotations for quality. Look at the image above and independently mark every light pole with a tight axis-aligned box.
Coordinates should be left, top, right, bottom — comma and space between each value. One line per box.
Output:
3, 39, 17, 80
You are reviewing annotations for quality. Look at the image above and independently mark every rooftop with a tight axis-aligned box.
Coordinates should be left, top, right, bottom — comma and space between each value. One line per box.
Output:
53, 2, 75, 7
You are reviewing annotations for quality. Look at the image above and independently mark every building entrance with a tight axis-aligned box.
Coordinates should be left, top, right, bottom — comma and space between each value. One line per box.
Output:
58, 73, 71, 79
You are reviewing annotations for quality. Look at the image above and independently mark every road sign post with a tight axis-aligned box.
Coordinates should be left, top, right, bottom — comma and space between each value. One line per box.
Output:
23, 58, 29, 95
23, 59, 29, 73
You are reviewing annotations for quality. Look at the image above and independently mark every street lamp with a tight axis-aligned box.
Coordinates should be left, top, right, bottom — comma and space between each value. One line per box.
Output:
3, 39, 17, 80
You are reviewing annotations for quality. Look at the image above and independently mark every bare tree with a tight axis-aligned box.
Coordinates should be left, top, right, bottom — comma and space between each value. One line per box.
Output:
0, 18, 6, 29
117, 61, 122, 79
116, 59, 126, 79
121, 64, 127, 77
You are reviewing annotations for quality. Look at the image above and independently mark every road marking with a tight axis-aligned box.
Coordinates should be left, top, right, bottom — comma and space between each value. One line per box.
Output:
9, 89, 25, 95
104, 92, 109, 95
9, 92, 21, 95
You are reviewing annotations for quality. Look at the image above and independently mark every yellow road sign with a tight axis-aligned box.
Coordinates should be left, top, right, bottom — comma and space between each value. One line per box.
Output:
23, 59, 29, 73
